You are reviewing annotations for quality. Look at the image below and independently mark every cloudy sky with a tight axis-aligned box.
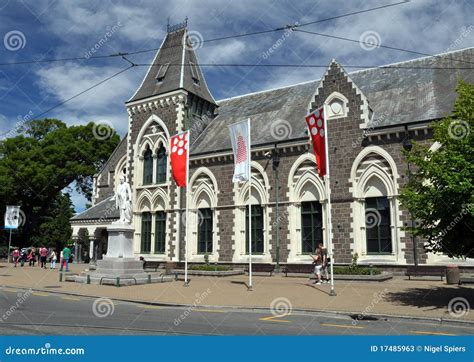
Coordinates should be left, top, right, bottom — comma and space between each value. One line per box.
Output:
0, 0, 473, 212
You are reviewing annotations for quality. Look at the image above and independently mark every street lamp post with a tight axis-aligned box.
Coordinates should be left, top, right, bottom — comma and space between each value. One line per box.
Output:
402, 132, 418, 269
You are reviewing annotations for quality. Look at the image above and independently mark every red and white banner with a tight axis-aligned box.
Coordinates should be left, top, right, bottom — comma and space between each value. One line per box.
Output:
170, 131, 189, 187
229, 119, 250, 182
305, 106, 326, 177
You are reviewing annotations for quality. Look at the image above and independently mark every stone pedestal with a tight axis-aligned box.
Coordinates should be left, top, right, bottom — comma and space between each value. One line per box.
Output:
105, 224, 135, 258
67, 223, 174, 285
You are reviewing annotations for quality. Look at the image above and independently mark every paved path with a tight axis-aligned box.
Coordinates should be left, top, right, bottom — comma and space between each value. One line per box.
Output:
1, 290, 472, 336
0, 262, 473, 324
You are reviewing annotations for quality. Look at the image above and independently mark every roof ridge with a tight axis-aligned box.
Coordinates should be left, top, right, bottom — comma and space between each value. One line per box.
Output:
350, 46, 474, 75
216, 47, 474, 104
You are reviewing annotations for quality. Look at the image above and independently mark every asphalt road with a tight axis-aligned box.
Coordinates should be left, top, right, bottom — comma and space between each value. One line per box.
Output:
0, 287, 472, 336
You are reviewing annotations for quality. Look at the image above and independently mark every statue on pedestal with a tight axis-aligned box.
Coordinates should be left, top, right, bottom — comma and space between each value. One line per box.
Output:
111, 175, 132, 224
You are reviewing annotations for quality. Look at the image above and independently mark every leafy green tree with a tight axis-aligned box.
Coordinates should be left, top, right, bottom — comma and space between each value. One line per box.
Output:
30, 193, 74, 250
0, 118, 119, 247
400, 81, 474, 258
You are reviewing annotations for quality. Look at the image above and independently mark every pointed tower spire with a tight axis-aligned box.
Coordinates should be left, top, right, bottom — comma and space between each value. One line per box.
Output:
127, 19, 215, 105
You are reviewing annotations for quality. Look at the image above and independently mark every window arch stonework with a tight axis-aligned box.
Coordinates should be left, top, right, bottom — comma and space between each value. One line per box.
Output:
232, 162, 272, 263
349, 146, 406, 264
286, 153, 328, 263
188, 167, 219, 262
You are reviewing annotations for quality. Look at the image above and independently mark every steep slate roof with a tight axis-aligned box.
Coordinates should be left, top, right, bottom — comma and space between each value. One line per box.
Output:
127, 27, 215, 104
70, 196, 118, 222
191, 48, 474, 155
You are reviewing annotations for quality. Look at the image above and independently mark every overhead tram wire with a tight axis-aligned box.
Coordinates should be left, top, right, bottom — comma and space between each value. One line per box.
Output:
31, 65, 133, 120
0, 1, 410, 66
134, 63, 474, 70
295, 29, 474, 66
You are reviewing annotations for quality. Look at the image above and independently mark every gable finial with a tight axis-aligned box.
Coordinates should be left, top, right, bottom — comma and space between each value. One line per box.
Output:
167, 17, 189, 33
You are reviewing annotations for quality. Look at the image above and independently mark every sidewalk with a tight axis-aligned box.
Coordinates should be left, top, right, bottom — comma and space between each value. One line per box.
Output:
1, 262, 472, 322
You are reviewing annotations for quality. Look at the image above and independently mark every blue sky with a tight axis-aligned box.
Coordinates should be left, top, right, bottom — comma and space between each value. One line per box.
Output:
0, 0, 473, 213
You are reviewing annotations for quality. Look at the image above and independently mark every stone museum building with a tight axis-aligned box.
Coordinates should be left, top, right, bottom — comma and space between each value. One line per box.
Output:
70, 22, 474, 269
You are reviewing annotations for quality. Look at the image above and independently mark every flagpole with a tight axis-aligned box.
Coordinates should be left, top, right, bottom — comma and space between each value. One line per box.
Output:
7, 229, 12, 264
247, 118, 253, 291
323, 104, 336, 296
184, 130, 190, 287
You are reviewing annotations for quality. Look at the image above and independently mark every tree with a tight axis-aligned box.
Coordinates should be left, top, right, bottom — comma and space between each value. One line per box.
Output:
30, 193, 75, 250
0, 118, 119, 247
399, 81, 474, 258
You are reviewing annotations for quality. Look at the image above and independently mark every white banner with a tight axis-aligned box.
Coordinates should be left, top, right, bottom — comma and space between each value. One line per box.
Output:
5, 205, 20, 229
229, 119, 250, 182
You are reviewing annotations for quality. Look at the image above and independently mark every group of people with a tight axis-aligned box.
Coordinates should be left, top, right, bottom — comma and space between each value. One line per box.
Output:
11, 246, 72, 272
311, 242, 330, 285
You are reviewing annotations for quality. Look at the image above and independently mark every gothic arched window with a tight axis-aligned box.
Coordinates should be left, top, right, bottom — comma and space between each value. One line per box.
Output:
143, 147, 153, 185
156, 146, 167, 183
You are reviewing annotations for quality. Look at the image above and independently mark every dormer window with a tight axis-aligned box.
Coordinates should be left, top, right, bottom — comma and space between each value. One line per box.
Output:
189, 61, 200, 85
156, 63, 169, 83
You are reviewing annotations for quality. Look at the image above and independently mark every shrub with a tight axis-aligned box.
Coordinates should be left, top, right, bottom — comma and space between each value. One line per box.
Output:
333, 266, 381, 275
189, 265, 231, 272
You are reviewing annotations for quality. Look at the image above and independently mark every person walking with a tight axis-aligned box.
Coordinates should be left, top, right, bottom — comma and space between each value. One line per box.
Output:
39, 246, 48, 269
12, 248, 20, 267
49, 249, 57, 269
19, 249, 26, 267
59, 246, 71, 272
318, 243, 329, 284
311, 247, 323, 285
27, 248, 36, 267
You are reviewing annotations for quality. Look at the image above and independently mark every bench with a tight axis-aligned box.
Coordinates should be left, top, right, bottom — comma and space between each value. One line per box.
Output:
458, 275, 474, 285
245, 263, 275, 276
405, 266, 445, 280
142, 261, 163, 272
282, 264, 314, 277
